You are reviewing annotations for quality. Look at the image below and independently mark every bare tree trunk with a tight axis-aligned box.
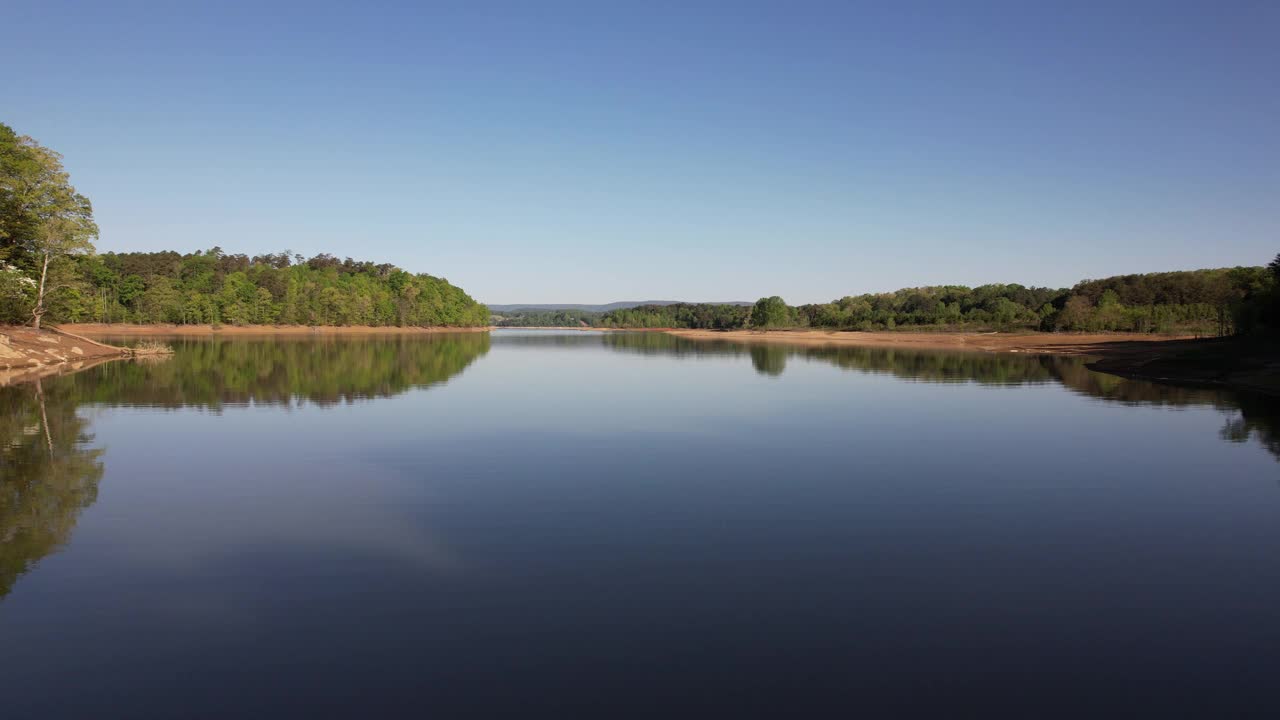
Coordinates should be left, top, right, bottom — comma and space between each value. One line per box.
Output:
36, 379, 53, 457
32, 251, 50, 330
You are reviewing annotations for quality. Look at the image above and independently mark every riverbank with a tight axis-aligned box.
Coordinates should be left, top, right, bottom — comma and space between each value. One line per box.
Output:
0, 325, 132, 386
58, 323, 494, 337
15, 324, 1278, 397
667, 329, 1195, 354
667, 329, 1280, 396
1085, 335, 1280, 397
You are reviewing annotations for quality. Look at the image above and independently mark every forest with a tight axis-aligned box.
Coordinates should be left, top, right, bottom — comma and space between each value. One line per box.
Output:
492, 308, 599, 327
1, 122, 488, 328
590, 264, 1280, 336
39, 249, 490, 327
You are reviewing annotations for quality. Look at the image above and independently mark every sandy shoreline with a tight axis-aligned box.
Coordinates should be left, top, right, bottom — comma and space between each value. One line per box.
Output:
58, 323, 494, 337
665, 329, 1198, 355
54, 322, 1200, 358
60, 323, 1198, 353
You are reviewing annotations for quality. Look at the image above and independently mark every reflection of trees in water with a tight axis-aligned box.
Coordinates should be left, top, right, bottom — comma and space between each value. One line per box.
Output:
0, 380, 105, 599
490, 332, 604, 349
605, 333, 1069, 384
605, 333, 1063, 385
1219, 393, 1280, 460
750, 346, 787, 377
602, 332, 1280, 462
0, 334, 491, 601
603, 333, 763, 361
63, 334, 491, 410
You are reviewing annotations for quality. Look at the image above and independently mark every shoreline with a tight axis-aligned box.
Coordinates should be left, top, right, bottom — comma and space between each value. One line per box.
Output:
664, 328, 1198, 355
57, 323, 494, 337
1, 325, 132, 386
10, 324, 1276, 397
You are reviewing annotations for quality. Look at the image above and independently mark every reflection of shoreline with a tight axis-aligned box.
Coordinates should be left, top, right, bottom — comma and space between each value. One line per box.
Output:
668, 329, 1279, 398
0, 355, 125, 388
43, 333, 492, 411
57, 323, 492, 337
0, 379, 106, 600
601, 332, 1280, 462
0, 334, 493, 602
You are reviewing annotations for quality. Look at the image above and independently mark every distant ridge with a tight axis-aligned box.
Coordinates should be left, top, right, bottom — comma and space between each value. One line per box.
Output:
487, 301, 753, 313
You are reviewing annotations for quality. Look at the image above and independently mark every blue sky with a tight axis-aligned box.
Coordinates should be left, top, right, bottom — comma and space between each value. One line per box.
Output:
5, 1, 1277, 304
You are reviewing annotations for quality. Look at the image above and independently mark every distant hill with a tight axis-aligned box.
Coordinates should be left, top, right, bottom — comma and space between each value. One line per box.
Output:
488, 301, 753, 313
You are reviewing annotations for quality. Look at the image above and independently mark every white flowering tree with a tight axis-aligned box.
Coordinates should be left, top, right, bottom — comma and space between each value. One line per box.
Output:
0, 262, 37, 323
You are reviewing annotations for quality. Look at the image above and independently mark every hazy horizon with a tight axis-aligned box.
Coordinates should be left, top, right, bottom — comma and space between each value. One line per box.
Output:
7, 1, 1276, 304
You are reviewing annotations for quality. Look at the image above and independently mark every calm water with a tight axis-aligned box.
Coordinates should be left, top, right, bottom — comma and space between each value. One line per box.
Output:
2, 330, 1278, 717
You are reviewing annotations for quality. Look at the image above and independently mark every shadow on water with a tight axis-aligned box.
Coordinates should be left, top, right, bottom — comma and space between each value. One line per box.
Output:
0, 333, 489, 599
601, 332, 1280, 462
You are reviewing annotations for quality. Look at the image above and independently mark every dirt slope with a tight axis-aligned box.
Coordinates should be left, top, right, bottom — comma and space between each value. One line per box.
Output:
0, 326, 127, 386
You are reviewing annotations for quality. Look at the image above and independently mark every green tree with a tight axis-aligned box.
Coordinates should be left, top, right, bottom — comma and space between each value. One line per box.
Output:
0, 127, 98, 329
28, 217, 96, 329
1056, 295, 1095, 331
750, 296, 791, 328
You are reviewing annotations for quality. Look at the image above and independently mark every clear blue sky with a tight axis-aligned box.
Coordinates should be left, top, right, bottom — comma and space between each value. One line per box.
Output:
6, 1, 1277, 304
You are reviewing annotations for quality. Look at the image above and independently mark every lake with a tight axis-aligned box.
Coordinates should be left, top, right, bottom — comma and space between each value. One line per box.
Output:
2, 330, 1278, 716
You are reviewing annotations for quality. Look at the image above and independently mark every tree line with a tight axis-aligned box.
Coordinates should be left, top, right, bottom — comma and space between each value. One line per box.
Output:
595, 302, 749, 329
48, 248, 488, 327
491, 308, 598, 327
1, 122, 488, 328
591, 264, 1279, 336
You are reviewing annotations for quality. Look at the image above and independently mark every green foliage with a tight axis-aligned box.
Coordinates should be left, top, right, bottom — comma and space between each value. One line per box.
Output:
1050, 268, 1274, 336
597, 303, 749, 329
795, 284, 1060, 332
1, 122, 485, 328
750, 296, 792, 328
45, 248, 489, 327
492, 308, 602, 327
0, 123, 99, 327
590, 265, 1277, 337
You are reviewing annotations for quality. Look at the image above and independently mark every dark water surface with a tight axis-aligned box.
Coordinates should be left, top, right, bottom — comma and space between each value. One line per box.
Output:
2, 330, 1278, 717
